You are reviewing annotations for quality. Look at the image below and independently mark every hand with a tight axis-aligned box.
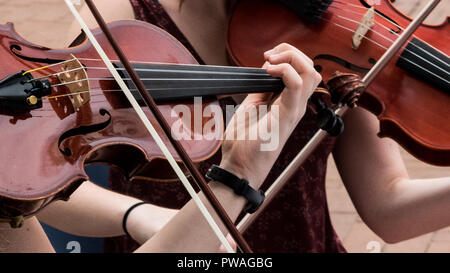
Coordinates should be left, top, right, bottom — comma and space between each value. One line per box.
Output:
220, 43, 321, 187
134, 44, 321, 253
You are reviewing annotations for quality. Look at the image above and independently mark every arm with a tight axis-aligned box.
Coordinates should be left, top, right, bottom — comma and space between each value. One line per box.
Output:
333, 107, 450, 243
136, 43, 322, 252
2, 181, 177, 252
37, 181, 177, 244
0, 217, 54, 253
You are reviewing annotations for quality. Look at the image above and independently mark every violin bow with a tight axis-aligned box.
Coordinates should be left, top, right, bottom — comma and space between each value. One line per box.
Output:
64, 0, 252, 253
236, 0, 441, 233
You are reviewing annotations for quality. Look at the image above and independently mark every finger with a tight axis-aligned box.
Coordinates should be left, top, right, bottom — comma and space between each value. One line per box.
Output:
267, 55, 319, 99
265, 45, 321, 88
267, 49, 313, 76
264, 43, 313, 66
266, 63, 304, 104
266, 63, 310, 129
244, 92, 273, 106
242, 62, 274, 105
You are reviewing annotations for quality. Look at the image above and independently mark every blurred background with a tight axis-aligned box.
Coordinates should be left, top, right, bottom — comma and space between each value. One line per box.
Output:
0, 0, 448, 252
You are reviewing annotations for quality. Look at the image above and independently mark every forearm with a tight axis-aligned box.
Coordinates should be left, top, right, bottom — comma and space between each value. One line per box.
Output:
38, 181, 138, 237
334, 108, 450, 244
135, 181, 247, 253
372, 176, 450, 243
37, 181, 176, 243
0, 217, 54, 253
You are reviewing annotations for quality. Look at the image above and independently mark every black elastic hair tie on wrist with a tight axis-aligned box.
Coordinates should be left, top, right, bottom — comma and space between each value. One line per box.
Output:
122, 201, 149, 238
205, 164, 265, 213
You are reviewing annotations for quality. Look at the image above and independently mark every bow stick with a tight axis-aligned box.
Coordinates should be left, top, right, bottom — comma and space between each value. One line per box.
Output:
64, 0, 252, 253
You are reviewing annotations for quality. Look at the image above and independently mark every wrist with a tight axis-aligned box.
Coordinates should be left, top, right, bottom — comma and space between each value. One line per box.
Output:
207, 164, 265, 213
219, 160, 261, 188
123, 202, 152, 244
125, 203, 178, 244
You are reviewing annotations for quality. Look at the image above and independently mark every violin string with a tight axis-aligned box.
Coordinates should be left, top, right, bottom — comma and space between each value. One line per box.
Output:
319, 17, 449, 85
329, 1, 449, 68
21, 58, 76, 76
35, 63, 450, 109
28, 66, 86, 82
23, 23, 447, 85
33, 43, 448, 92
76, 57, 271, 72
27, 65, 272, 83
331, 0, 448, 61
21, 3, 448, 90
38, 81, 284, 106
320, 17, 388, 49
328, 13, 449, 75
37, 39, 446, 88
322, 5, 449, 70
328, 3, 403, 33
40, 88, 193, 101
30, 63, 450, 109
72, 17, 447, 82
50, 77, 281, 88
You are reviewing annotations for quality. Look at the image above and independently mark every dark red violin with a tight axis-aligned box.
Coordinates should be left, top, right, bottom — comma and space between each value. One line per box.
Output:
227, 0, 450, 166
0, 19, 284, 227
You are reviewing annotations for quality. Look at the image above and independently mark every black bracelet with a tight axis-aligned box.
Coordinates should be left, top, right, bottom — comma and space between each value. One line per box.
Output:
205, 164, 265, 213
122, 201, 149, 238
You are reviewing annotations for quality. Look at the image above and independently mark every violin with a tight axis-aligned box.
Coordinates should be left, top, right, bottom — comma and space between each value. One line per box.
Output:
0, 19, 283, 229
227, 0, 450, 166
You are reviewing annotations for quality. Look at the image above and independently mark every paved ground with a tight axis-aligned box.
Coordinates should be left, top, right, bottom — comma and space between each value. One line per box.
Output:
0, 0, 449, 252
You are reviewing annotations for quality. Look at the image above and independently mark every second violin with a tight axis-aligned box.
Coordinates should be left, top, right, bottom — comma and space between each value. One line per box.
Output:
227, 0, 450, 166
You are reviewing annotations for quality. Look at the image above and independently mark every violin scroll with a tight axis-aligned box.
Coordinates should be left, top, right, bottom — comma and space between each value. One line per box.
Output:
326, 71, 364, 108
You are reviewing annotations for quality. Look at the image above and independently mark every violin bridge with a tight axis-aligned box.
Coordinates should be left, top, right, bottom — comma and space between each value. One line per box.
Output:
57, 54, 90, 111
352, 7, 375, 50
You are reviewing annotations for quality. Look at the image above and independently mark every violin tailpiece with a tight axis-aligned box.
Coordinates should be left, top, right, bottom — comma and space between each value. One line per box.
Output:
57, 54, 90, 112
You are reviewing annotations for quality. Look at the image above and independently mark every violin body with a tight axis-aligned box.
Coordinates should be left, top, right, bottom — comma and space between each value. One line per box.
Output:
0, 20, 222, 225
227, 0, 450, 166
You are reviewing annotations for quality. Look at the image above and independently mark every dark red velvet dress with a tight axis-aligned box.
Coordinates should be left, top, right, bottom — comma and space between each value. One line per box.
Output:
104, 0, 346, 253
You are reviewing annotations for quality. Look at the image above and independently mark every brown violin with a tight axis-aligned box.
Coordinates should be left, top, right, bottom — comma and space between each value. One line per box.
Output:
227, 0, 450, 166
0, 19, 284, 227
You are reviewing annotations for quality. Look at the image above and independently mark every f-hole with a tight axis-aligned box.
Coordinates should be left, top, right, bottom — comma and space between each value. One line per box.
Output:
58, 109, 112, 156
10, 44, 65, 64
314, 54, 372, 73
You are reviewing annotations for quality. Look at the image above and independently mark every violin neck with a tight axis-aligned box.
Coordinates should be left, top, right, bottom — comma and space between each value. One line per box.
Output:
114, 62, 284, 101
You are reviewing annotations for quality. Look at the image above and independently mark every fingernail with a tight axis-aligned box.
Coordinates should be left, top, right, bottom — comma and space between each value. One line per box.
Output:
264, 49, 274, 56
268, 53, 280, 61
